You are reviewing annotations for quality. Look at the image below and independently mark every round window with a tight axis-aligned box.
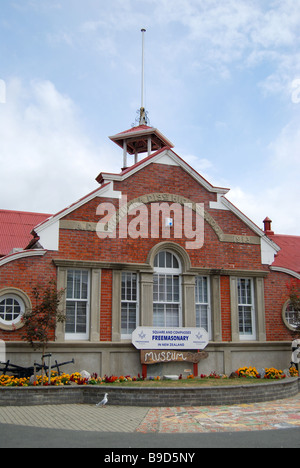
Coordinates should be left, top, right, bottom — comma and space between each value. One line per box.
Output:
282, 300, 300, 331
0, 294, 25, 325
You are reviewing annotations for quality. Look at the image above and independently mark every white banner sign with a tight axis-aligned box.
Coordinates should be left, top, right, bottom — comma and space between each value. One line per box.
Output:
132, 327, 209, 350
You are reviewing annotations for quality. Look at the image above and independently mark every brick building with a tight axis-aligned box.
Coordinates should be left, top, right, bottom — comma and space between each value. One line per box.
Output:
0, 121, 299, 376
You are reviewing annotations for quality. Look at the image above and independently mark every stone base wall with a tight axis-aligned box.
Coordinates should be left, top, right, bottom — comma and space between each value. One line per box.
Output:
0, 378, 299, 407
3, 341, 293, 378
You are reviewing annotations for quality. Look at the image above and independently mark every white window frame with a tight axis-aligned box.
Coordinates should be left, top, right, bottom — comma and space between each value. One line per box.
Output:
238, 277, 256, 341
153, 250, 182, 328
195, 275, 211, 339
0, 294, 25, 326
65, 269, 90, 341
283, 300, 300, 331
121, 272, 139, 339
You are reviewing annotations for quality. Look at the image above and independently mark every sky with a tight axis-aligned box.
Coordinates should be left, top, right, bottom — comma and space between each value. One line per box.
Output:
0, 0, 300, 235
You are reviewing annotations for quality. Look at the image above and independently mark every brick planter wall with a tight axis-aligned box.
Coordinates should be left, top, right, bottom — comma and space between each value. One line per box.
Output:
0, 378, 299, 407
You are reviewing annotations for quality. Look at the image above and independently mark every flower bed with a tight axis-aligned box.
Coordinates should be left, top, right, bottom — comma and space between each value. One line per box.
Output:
0, 366, 298, 387
235, 366, 299, 380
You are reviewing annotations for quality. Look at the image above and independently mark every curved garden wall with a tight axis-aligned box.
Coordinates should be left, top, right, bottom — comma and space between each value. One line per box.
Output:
0, 378, 299, 407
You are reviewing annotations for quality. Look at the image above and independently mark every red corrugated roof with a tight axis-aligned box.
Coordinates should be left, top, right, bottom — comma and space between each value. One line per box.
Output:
272, 234, 300, 274
0, 209, 52, 257
114, 125, 153, 135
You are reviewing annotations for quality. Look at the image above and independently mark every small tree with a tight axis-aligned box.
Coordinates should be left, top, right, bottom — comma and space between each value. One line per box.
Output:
286, 279, 300, 334
21, 279, 65, 381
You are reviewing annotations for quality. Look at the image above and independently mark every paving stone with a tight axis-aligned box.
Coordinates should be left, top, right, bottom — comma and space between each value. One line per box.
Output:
0, 394, 300, 434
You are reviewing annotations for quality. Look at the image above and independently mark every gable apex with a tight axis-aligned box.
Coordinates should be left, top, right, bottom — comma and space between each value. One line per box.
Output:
97, 146, 230, 196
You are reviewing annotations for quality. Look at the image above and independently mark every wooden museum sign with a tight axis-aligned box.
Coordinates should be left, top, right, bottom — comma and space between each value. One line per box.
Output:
140, 349, 208, 365
132, 327, 209, 366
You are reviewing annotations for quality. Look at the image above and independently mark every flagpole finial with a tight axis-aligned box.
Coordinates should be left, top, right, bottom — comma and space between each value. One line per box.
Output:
139, 29, 147, 125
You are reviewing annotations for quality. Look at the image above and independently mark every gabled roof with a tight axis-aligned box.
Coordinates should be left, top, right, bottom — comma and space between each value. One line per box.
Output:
271, 234, 300, 275
0, 209, 52, 257
33, 182, 112, 231
23, 144, 281, 263
96, 146, 230, 195
31, 146, 233, 251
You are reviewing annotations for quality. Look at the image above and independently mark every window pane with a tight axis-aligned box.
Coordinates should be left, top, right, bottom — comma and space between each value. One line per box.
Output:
122, 272, 137, 301
65, 301, 76, 333
66, 270, 89, 338
166, 275, 173, 301
153, 275, 158, 302
154, 251, 180, 271
74, 271, 81, 299
76, 302, 87, 333
81, 271, 88, 299
121, 303, 137, 334
239, 306, 253, 334
172, 255, 179, 269
66, 273, 73, 298
166, 304, 179, 327
158, 251, 165, 268
285, 303, 300, 329
173, 276, 179, 302
66, 301, 87, 334
196, 304, 208, 330
158, 276, 166, 301
166, 251, 172, 268
153, 251, 182, 328
0, 297, 22, 322
121, 272, 138, 335
238, 278, 252, 305
153, 304, 165, 327
132, 275, 137, 301
67, 270, 89, 300
195, 276, 208, 303
237, 278, 255, 338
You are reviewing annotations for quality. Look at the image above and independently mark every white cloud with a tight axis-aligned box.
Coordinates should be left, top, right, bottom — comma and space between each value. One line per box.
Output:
269, 117, 300, 168
145, 0, 300, 93
41, 1, 300, 100
0, 78, 119, 214
226, 114, 300, 235
11, 1, 62, 12
227, 182, 300, 236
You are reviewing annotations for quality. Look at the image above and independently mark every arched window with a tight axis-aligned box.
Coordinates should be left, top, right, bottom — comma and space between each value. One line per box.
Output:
153, 250, 182, 327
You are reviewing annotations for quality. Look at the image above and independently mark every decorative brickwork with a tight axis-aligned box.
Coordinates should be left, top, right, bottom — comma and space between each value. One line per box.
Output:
0, 129, 298, 375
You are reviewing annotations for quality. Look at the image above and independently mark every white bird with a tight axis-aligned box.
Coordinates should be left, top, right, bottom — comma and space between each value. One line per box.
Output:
96, 393, 108, 407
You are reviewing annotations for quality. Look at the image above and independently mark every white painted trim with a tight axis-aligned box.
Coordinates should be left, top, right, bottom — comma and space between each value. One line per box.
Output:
270, 266, 300, 280
0, 250, 47, 267
221, 196, 280, 254
195, 275, 212, 340
261, 237, 278, 265
209, 194, 229, 210
109, 127, 174, 149
238, 277, 257, 341
36, 220, 60, 251
121, 271, 140, 340
33, 182, 122, 250
65, 268, 91, 341
101, 148, 229, 195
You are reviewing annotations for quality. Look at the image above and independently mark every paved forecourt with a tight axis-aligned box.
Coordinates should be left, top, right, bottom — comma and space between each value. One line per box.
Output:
0, 394, 300, 433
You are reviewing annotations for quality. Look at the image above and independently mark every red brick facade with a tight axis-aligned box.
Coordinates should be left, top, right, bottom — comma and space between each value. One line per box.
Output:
0, 125, 298, 374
